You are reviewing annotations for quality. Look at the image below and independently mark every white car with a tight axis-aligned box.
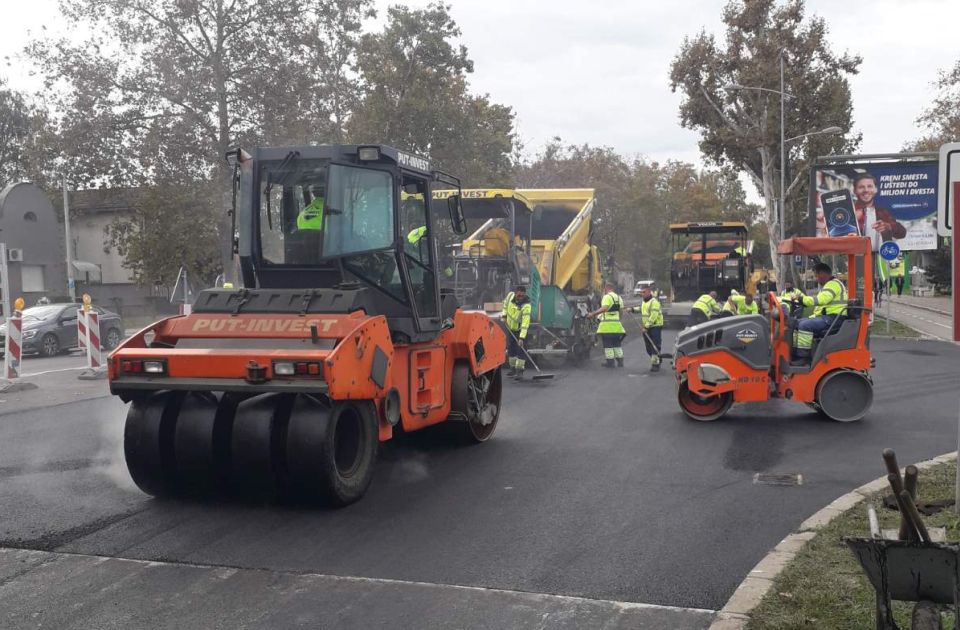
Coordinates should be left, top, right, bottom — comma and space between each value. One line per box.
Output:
633, 280, 656, 297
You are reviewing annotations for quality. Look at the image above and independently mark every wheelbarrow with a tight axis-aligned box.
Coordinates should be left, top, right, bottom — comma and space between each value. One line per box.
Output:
845, 535, 960, 630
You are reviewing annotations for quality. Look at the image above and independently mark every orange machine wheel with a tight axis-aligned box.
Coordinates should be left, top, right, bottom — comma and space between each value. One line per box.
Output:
678, 382, 733, 422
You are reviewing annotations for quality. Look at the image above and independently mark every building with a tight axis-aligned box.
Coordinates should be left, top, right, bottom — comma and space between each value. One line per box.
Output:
0, 182, 68, 313
69, 189, 177, 319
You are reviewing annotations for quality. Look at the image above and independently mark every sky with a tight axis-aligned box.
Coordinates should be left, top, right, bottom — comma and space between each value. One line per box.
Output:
1, 0, 958, 179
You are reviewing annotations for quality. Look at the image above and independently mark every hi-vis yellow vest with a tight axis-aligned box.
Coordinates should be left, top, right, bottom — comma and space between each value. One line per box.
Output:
502, 292, 532, 338
597, 292, 626, 334
693, 294, 718, 317
641, 297, 663, 327
804, 278, 847, 316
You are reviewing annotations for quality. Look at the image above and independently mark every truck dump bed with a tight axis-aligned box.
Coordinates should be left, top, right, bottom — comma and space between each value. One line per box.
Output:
519, 188, 600, 295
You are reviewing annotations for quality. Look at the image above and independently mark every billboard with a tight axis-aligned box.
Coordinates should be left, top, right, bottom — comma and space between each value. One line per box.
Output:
938, 142, 960, 236
809, 158, 938, 251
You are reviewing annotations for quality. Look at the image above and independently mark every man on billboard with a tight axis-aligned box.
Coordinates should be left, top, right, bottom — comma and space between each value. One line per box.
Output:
852, 173, 906, 243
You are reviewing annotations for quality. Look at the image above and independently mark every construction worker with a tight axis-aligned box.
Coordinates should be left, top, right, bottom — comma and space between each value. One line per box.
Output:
794, 262, 848, 359
588, 281, 627, 368
776, 280, 805, 317
889, 254, 906, 296
689, 291, 719, 326
729, 292, 759, 315
718, 289, 739, 318
780, 280, 804, 302
501, 285, 532, 378
296, 192, 324, 230
629, 285, 663, 371
407, 225, 427, 245
408, 225, 456, 279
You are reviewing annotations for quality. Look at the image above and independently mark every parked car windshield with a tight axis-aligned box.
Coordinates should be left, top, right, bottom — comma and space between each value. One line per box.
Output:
22, 305, 66, 321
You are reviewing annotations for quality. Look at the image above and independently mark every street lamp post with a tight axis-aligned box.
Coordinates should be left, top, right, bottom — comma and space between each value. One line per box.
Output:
726, 59, 843, 283
780, 52, 786, 269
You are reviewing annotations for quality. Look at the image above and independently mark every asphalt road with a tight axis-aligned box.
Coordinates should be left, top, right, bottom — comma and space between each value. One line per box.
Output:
1, 334, 959, 628
17, 350, 90, 377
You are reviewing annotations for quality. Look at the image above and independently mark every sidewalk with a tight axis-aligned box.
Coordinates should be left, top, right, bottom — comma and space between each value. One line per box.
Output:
0, 369, 110, 416
888, 293, 951, 316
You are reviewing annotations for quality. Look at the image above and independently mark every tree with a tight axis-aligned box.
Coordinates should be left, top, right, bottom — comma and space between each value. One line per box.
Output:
923, 238, 951, 293
104, 181, 221, 289
28, 0, 373, 276
348, 2, 516, 186
909, 58, 960, 151
0, 77, 47, 186
670, 0, 860, 279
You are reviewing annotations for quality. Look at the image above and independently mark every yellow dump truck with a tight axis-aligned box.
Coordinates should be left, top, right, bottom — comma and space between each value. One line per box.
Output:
435, 188, 603, 362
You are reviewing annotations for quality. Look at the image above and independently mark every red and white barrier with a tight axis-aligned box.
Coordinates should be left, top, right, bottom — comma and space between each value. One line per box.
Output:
4, 309, 22, 379
77, 308, 88, 353
86, 310, 101, 369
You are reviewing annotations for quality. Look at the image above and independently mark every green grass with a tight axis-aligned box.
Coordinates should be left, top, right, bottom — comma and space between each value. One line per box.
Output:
871, 315, 921, 338
748, 461, 960, 629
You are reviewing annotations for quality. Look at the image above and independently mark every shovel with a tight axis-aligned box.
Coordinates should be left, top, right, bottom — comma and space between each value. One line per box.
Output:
640, 327, 673, 360
504, 327, 555, 381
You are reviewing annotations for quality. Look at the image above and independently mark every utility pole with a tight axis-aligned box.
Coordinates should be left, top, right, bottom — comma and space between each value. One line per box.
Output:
0, 243, 9, 322
63, 177, 76, 302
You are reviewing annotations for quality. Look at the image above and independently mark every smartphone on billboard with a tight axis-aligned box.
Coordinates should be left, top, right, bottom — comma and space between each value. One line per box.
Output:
821, 189, 859, 237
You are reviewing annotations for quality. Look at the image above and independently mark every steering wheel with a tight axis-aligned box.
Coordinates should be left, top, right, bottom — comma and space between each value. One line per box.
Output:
768, 291, 784, 341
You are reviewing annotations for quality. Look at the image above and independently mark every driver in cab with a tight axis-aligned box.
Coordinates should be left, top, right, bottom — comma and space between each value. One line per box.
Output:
297, 186, 325, 230
794, 263, 847, 360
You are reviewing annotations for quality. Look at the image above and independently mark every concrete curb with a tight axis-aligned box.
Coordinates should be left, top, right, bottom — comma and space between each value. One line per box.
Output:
708, 451, 959, 630
77, 367, 108, 381
0, 379, 39, 393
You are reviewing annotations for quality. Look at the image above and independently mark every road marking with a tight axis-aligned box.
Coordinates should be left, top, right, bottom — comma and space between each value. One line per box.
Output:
883, 303, 953, 340
1, 546, 717, 616
21, 366, 88, 378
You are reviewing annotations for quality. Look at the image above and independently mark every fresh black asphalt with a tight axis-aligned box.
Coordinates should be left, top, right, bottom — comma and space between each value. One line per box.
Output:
0, 334, 958, 627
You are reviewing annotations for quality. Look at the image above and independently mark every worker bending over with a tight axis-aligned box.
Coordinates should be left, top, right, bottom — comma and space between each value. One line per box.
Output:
628, 285, 664, 372
718, 289, 739, 318
728, 292, 759, 315
588, 281, 627, 368
689, 291, 720, 326
501, 285, 532, 378
794, 263, 847, 359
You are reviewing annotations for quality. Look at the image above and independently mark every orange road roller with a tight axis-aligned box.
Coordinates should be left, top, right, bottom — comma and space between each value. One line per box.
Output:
109, 144, 506, 505
674, 236, 874, 423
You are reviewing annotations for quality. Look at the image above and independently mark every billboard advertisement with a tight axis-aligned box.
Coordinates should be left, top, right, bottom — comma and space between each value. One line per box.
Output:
809, 158, 938, 251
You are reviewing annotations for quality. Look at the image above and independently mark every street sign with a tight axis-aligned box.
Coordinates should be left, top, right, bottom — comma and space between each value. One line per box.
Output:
794, 255, 803, 267
879, 241, 900, 261
937, 142, 960, 236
